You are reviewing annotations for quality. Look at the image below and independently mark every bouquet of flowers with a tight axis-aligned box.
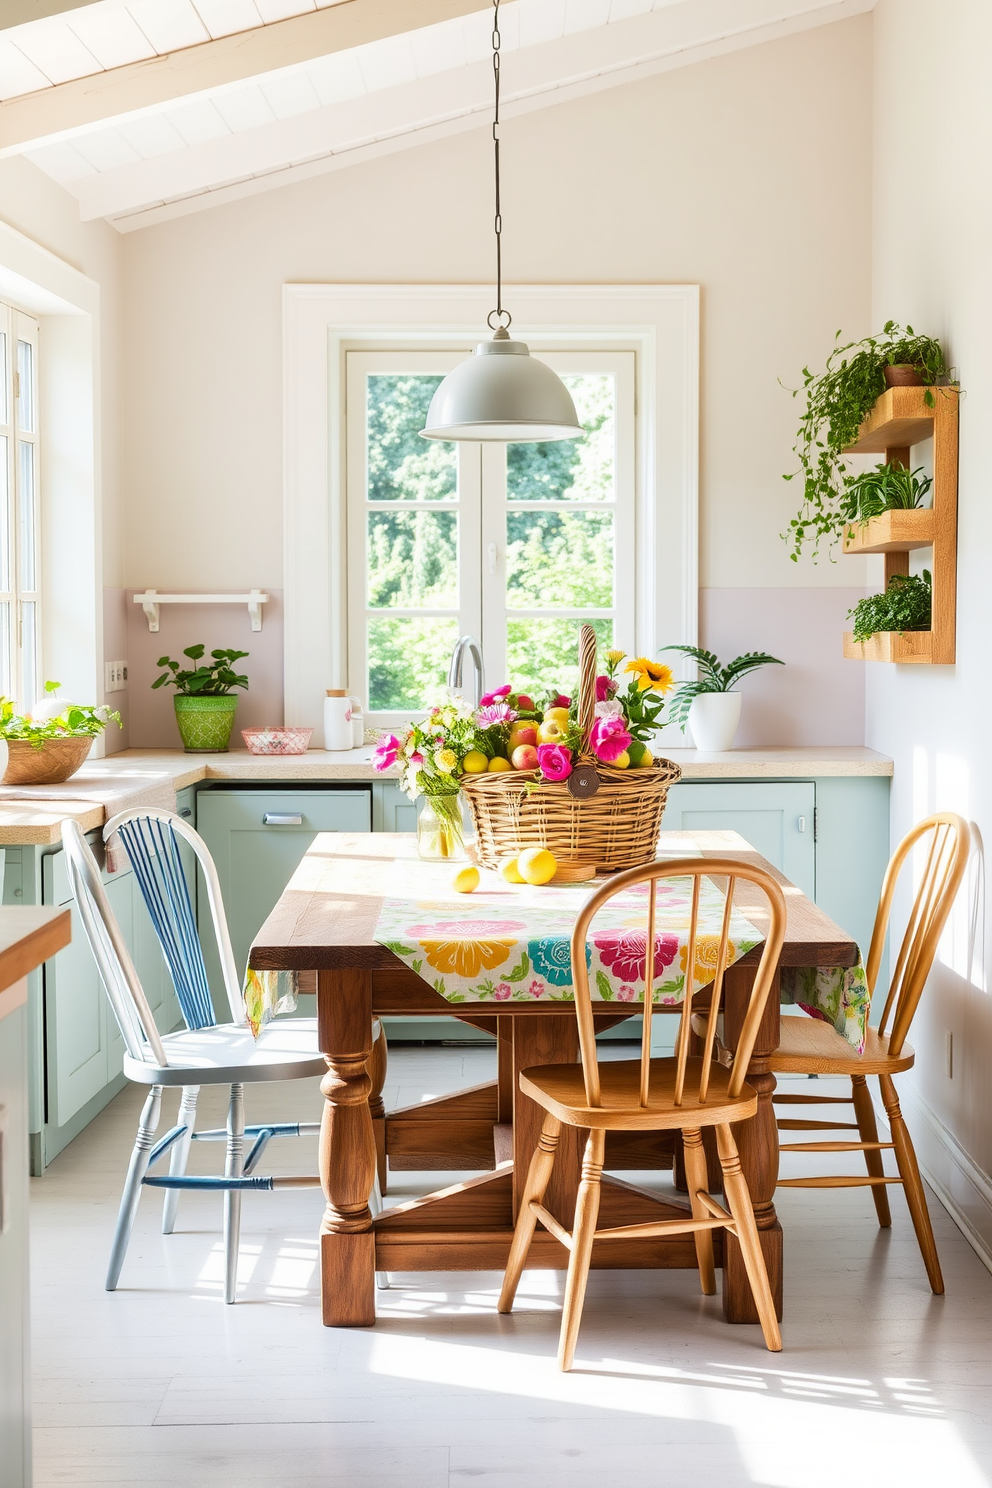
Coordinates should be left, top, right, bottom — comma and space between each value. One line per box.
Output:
371, 650, 674, 854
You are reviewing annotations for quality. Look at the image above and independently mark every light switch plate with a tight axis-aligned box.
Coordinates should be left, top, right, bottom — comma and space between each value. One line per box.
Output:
105, 660, 128, 693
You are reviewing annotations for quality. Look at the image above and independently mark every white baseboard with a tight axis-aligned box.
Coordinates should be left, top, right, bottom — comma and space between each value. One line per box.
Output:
876, 1085, 992, 1277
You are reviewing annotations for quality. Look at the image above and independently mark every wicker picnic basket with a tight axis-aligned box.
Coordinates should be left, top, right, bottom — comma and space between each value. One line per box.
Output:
460, 624, 680, 873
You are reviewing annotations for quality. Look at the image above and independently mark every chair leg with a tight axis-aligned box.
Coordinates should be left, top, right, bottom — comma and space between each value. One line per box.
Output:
558, 1129, 605, 1373
497, 1115, 561, 1315
162, 1086, 199, 1235
106, 1085, 163, 1291
850, 1074, 891, 1228
716, 1124, 782, 1352
879, 1073, 944, 1294
682, 1127, 717, 1296
224, 1082, 245, 1305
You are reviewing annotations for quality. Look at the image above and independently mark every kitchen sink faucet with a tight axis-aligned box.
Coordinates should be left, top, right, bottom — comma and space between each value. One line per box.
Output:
447, 635, 485, 707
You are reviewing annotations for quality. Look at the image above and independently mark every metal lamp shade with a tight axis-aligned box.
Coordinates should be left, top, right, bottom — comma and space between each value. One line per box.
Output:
421, 336, 582, 442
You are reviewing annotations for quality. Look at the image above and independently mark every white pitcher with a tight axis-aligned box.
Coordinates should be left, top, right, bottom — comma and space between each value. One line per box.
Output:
323, 690, 353, 751
349, 697, 364, 748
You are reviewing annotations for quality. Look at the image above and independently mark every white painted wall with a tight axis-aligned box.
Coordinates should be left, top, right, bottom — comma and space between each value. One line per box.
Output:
119, 18, 873, 742
869, 0, 992, 1261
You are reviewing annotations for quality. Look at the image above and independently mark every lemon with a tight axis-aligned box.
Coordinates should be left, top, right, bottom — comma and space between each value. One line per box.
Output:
500, 855, 525, 884
612, 751, 630, 769
517, 846, 557, 886
633, 747, 654, 768
487, 756, 513, 773
462, 751, 489, 774
452, 865, 480, 893
543, 707, 570, 728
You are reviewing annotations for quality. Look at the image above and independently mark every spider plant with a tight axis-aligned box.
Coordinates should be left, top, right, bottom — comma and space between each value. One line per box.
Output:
660, 646, 784, 731
841, 463, 932, 526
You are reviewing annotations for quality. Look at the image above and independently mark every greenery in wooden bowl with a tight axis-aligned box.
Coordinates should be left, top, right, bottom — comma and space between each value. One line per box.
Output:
0, 681, 120, 746
841, 463, 932, 526
783, 322, 950, 563
848, 570, 932, 644
659, 646, 784, 731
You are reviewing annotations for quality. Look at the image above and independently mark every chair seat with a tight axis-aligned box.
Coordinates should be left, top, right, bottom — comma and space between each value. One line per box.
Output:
769, 1017, 915, 1075
123, 1018, 327, 1086
518, 1056, 756, 1131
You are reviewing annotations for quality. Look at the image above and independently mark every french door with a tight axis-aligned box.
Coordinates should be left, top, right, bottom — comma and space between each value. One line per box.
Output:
346, 349, 635, 727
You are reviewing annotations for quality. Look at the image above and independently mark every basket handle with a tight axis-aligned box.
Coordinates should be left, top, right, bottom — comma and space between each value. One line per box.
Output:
577, 623, 597, 739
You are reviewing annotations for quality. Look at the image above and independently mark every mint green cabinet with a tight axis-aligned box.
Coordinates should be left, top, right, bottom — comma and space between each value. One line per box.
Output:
195, 788, 372, 988
0, 996, 31, 1485
663, 782, 816, 899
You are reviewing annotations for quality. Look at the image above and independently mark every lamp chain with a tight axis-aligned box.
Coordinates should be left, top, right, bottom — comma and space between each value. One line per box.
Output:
488, 0, 511, 333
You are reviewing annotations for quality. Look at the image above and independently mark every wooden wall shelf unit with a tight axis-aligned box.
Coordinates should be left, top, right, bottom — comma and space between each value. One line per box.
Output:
841, 385, 958, 665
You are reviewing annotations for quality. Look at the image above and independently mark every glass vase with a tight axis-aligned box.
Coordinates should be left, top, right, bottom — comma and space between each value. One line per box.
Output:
417, 794, 465, 861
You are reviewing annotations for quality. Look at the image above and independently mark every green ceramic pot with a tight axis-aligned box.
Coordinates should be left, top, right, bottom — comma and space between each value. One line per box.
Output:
173, 694, 238, 753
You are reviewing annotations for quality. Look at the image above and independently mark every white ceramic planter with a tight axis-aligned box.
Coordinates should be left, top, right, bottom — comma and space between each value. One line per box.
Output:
688, 692, 742, 752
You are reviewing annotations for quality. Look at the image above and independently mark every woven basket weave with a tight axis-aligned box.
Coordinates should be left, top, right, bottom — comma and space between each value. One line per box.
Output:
460, 625, 680, 873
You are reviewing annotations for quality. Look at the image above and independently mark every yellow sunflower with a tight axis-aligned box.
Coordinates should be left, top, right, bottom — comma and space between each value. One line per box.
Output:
679, 934, 725, 989
624, 658, 675, 693
420, 938, 514, 978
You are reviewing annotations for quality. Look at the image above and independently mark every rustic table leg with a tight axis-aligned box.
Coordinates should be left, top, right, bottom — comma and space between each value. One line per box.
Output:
369, 1021, 388, 1195
721, 963, 783, 1323
318, 968, 376, 1327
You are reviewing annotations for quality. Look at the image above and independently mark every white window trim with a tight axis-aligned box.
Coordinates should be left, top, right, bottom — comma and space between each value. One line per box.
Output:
283, 284, 699, 732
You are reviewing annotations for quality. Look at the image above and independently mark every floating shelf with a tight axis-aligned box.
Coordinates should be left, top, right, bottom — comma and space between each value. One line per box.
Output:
841, 384, 958, 665
133, 589, 269, 633
843, 630, 933, 664
842, 508, 935, 555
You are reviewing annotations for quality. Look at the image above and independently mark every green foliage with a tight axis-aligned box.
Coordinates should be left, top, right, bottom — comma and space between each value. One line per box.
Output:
660, 646, 784, 731
0, 681, 121, 745
841, 463, 931, 525
782, 322, 950, 562
847, 570, 932, 643
151, 644, 250, 695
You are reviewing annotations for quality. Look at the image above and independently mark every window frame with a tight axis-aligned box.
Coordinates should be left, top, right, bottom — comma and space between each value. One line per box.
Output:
0, 302, 41, 709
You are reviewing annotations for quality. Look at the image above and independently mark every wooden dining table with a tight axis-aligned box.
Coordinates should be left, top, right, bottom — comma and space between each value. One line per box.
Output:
249, 829, 858, 1328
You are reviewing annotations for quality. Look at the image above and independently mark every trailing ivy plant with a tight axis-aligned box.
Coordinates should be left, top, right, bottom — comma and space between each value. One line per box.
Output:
782, 322, 950, 563
659, 646, 783, 731
0, 682, 120, 747
848, 570, 932, 644
841, 463, 932, 526
152, 645, 250, 695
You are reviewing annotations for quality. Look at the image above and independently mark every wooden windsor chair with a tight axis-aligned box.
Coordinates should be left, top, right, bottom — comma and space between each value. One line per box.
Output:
771, 811, 970, 1294
497, 857, 787, 1369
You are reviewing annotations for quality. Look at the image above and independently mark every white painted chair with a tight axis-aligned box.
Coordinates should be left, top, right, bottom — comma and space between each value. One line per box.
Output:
61, 811, 383, 1304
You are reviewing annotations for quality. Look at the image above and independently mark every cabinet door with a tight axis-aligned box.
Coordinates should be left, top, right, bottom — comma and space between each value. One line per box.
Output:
662, 781, 816, 900
195, 789, 372, 987
0, 1000, 31, 1486
373, 781, 418, 833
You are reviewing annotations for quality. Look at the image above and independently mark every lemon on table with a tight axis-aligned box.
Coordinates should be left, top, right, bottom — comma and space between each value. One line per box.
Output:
462, 751, 489, 774
517, 847, 557, 886
487, 756, 513, 773
452, 865, 480, 893
500, 855, 525, 884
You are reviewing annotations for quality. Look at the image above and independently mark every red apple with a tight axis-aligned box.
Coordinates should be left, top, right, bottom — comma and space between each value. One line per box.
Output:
515, 694, 535, 711
511, 744, 539, 771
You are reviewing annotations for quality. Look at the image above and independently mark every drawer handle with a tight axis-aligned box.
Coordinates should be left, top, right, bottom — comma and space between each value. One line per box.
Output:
179, 808, 192, 818
263, 813, 303, 826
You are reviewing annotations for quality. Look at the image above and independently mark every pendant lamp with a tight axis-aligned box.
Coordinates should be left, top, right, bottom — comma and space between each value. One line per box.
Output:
421, 0, 581, 444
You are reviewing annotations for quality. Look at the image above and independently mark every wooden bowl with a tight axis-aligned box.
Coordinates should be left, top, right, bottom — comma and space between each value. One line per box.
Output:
2, 736, 94, 786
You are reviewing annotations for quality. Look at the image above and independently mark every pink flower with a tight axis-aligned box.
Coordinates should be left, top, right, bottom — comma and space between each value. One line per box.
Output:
594, 699, 624, 720
550, 693, 571, 710
494, 982, 512, 1000
595, 674, 615, 702
594, 930, 679, 983
477, 703, 517, 726
589, 714, 632, 763
480, 685, 512, 707
616, 985, 637, 1002
537, 743, 573, 781
410, 751, 424, 765
527, 979, 545, 998
372, 733, 401, 771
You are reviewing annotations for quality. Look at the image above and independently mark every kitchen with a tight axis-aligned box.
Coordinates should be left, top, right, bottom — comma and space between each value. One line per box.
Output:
1, 1, 991, 1485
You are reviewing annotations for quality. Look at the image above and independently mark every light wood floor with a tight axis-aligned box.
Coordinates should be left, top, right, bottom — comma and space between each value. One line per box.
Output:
30, 1043, 992, 1487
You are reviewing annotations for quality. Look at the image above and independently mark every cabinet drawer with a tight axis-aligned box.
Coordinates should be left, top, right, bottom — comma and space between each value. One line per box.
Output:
662, 781, 816, 900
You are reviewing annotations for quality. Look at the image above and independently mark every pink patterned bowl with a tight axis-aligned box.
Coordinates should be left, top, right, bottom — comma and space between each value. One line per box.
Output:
241, 726, 313, 756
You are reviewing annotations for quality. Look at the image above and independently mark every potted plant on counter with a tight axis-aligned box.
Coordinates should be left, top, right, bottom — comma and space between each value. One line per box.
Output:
782, 321, 952, 562
0, 682, 121, 785
660, 646, 783, 752
152, 645, 249, 753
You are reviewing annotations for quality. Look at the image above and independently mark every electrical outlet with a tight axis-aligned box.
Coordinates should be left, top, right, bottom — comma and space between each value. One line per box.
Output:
944, 1029, 954, 1079
105, 660, 128, 693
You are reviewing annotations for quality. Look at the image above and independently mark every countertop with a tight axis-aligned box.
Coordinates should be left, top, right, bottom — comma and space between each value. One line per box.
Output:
0, 744, 893, 847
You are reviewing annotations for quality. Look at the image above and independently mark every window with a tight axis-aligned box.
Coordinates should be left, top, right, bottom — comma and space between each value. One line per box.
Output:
346, 350, 635, 724
0, 303, 41, 710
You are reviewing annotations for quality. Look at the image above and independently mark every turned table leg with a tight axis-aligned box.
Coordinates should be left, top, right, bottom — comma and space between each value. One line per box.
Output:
721, 963, 783, 1323
318, 968, 377, 1327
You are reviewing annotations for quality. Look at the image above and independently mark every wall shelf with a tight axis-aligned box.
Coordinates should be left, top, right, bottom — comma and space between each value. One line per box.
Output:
133, 589, 269, 634
841, 385, 958, 665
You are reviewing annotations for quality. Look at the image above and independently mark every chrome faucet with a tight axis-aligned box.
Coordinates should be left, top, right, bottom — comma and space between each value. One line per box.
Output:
447, 635, 485, 707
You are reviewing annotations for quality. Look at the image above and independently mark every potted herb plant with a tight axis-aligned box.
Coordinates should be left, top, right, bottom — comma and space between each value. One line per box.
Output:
783, 321, 951, 561
847, 570, 931, 645
152, 645, 249, 753
841, 462, 931, 531
0, 682, 121, 785
660, 647, 783, 752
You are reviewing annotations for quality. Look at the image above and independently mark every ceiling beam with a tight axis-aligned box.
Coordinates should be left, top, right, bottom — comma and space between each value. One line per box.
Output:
0, 0, 491, 154
1, 0, 104, 29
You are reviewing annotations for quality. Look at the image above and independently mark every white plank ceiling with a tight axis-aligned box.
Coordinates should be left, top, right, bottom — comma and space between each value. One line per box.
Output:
0, 0, 874, 230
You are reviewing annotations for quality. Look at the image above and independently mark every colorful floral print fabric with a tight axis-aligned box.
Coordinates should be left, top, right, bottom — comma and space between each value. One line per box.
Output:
780, 962, 871, 1054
